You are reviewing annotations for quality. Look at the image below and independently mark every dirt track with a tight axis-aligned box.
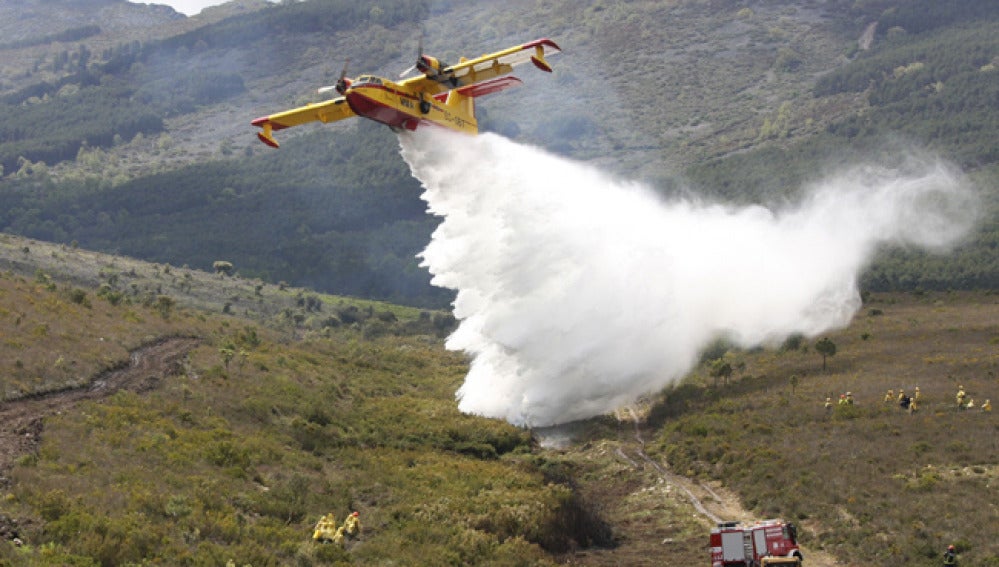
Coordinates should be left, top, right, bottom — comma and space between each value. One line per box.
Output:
0, 337, 200, 488
0, 337, 199, 542
610, 417, 842, 567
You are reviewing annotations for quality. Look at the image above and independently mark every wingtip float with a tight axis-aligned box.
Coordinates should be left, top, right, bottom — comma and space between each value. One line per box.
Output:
251, 118, 280, 148
251, 38, 561, 148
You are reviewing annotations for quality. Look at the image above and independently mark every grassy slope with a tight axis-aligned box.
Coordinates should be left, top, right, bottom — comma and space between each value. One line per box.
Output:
0, 232, 442, 349
648, 291, 999, 566
0, 242, 598, 565
2, 234, 997, 565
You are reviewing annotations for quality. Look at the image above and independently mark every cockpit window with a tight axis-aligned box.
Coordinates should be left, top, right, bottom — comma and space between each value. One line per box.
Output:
783, 523, 798, 543
355, 76, 383, 86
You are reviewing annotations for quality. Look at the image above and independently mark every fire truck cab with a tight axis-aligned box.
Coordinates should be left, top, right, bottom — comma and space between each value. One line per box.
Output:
710, 519, 802, 566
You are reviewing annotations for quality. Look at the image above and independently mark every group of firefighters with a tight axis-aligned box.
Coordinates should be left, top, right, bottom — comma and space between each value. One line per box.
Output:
824, 385, 992, 413
954, 385, 991, 411
312, 511, 361, 546
886, 387, 921, 412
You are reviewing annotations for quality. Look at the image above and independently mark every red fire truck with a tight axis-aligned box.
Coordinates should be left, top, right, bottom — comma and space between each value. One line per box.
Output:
710, 519, 803, 566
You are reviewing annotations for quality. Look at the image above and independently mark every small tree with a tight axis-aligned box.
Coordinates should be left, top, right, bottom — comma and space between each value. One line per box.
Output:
219, 344, 236, 369
212, 261, 234, 276
155, 295, 175, 318
709, 358, 733, 387
815, 337, 837, 371
781, 333, 805, 352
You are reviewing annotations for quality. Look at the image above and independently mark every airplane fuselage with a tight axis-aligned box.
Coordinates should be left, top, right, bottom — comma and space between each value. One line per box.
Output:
345, 76, 477, 134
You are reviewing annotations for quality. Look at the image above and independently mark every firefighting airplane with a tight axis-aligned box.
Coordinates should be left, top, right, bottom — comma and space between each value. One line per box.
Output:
251, 38, 561, 147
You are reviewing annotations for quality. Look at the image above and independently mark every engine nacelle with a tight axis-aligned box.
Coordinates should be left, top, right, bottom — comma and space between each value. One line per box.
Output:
417, 55, 445, 77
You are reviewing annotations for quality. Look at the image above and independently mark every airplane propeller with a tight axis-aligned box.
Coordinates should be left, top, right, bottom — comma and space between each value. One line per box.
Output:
318, 59, 350, 95
398, 64, 418, 79
399, 35, 424, 78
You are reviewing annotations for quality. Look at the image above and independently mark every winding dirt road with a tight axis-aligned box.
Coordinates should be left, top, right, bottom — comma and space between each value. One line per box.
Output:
0, 337, 200, 488
614, 415, 841, 567
0, 337, 199, 542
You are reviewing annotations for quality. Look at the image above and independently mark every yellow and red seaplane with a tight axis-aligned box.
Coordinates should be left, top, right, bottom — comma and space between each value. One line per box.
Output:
251, 38, 560, 147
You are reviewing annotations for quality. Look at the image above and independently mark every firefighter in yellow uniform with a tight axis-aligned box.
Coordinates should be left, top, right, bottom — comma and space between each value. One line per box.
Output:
897, 389, 906, 404
331, 525, 345, 546
982, 399, 992, 412
313, 513, 338, 543
330, 511, 361, 546
956, 385, 966, 408
343, 511, 361, 538
884, 389, 894, 403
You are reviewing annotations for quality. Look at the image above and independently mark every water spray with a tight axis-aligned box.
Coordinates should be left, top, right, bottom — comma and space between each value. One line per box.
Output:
400, 129, 977, 427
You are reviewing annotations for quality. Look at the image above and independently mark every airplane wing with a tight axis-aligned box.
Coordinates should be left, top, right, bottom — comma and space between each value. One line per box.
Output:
450, 38, 562, 79
432, 76, 523, 102
251, 97, 356, 148
401, 38, 561, 92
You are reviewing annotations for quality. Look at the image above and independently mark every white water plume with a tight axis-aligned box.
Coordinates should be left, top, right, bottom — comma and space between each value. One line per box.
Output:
399, 129, 977, 427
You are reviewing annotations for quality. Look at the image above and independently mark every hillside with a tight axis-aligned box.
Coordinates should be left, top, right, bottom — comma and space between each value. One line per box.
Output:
0, 0, 996, 307
0, 238, 586, 565
1, 232, 997, 565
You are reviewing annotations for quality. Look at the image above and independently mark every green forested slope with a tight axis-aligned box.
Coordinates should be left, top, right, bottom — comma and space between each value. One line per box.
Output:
681, 3, 999, 292
0, 125, 451, 307
0, 0, 997, 306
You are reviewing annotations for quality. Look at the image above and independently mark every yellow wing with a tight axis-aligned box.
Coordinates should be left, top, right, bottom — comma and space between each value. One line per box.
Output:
399, 38, 561, 93
251, 96, 356, 148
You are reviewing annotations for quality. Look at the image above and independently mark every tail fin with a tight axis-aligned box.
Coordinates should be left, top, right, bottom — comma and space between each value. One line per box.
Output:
442, 88, 477, 133
445, 88, 475, 115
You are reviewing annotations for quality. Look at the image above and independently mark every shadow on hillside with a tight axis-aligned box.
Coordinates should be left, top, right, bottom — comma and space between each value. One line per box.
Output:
540, 489, 616, 554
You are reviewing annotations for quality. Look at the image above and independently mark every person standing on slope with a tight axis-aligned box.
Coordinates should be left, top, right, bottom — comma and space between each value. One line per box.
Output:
943, 544, 958, 566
